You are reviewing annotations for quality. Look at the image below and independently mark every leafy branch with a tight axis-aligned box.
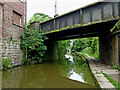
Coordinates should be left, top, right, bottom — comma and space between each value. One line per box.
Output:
20, 29, 48, 64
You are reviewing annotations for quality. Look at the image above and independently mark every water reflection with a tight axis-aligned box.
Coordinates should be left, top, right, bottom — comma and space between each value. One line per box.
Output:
65, 54, 86, 83
58, 54, 97, 86
68, 69, 85, 83
2, 54, 98, 88
65, 54, 74, 63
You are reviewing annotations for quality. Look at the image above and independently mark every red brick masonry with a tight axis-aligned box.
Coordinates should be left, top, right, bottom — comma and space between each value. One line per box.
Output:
0, 0, 27, 68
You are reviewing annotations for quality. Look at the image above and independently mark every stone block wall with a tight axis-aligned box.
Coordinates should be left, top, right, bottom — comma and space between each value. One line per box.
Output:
0, 0, 27, 70
2, 38, 23, 65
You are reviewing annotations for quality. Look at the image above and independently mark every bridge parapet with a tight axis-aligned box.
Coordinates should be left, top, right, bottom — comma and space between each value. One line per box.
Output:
30, 1, 120, 33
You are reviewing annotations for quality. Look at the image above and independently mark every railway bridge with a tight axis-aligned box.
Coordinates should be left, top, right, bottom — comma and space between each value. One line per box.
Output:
30, 1, 120, 65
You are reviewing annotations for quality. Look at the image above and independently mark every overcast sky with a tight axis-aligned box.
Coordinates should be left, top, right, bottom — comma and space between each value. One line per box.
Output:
27, 0, 99, 22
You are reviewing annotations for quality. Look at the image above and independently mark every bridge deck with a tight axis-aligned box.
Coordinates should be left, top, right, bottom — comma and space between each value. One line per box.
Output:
30, 1, 120, 40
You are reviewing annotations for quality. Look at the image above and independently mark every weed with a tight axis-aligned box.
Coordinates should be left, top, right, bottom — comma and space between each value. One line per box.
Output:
111, 65, 120, 71
97, 76, 100, 77
103, 73, 120, 89
2, 58, 11, 69
96, 72, 101, 74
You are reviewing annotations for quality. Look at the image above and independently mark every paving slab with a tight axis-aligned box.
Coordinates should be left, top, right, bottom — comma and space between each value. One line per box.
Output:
101, 69, 118, 75
86, 57, 118, 89
95, 75, 109, 82
86, 54, 120, 89
98, 81, 115, 88
109, 74, 119, 83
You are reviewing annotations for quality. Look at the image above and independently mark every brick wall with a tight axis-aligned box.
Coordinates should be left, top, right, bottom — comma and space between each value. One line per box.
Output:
0, 0, 27, 69
0, 4, 3, 37
2, 1, 26, 38
0, 4, 3, 70
13, 11, 21, 26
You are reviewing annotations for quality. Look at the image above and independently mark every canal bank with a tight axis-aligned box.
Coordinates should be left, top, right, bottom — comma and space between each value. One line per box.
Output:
86, 54, 119, 89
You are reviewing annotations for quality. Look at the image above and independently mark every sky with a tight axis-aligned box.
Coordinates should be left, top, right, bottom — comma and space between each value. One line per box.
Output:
27, 0, 99, 22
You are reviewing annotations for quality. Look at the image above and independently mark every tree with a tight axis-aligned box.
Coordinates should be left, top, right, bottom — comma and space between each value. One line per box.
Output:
58, 40, 71, 59
20, 29, 48, 64
72, 37, 99, 55
27, 13, 52, 28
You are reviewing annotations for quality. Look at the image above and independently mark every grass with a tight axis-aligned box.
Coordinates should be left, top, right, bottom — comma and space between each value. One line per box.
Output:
75, 52, 88, 58
87, 53, 99, 60
75, 52, 99, 60
103, 73, 120, 89
96, 71, 101, 74
111, 65, 120, 71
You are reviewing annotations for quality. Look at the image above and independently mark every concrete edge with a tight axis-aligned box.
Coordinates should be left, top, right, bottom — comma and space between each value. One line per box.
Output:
86, 59, 115, 89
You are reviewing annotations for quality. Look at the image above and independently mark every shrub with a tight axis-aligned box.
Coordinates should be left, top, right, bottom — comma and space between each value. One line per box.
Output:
20, 29, 48, 64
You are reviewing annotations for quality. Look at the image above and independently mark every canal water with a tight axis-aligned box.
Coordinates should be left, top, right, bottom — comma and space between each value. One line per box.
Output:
2, 54, 98, 88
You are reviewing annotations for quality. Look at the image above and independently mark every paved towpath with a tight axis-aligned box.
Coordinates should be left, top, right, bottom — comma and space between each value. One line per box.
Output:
86, 54, 119, 89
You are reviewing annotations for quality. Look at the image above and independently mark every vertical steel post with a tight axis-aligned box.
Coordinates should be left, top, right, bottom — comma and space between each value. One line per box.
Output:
101, 3, 104, 21
80, 9, 83, 24
118, 1, 120, 17
112, 2, 115, 18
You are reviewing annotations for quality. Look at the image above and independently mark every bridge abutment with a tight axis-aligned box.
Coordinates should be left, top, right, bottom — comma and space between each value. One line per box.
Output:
99, 34, 119, 65
30, 21, 40, 30
45, 40, 58, 62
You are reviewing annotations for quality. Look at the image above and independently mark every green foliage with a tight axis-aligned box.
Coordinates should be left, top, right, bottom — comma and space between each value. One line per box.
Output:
111, 65, 120, 71
27, 13, 52, 28
2, 58, 11, 69
72, 37, 99, 59
103, 73, 120, 89
72, 54, 87, 67
58, 40, 71, 59
20, 29, 48, 64
111, 20, 120, 32
76, 52, 89, 58
88, 53, 99, 60
82, 47, 92, 54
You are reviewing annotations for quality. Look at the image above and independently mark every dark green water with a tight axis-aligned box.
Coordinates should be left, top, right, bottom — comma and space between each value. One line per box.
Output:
2, 54, 98, 88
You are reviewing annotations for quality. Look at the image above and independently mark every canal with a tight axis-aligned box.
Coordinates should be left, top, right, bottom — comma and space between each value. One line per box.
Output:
2, 54, 98, 88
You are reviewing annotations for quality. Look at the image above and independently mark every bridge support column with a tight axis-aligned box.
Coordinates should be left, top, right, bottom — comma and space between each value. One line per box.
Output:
99, 34, 119, 65
45, 40, 58, 62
